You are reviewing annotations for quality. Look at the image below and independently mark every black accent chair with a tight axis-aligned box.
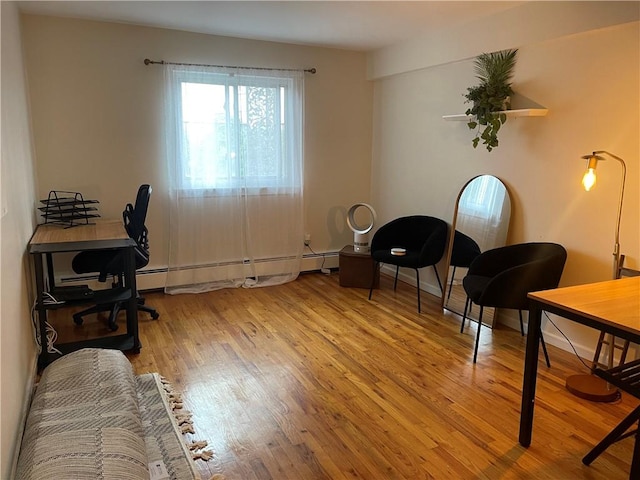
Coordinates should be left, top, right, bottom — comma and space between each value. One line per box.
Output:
447, 230, 482, 302
461, 242, 567, 364
368, 215, 448, 313
72, 184, 159, 331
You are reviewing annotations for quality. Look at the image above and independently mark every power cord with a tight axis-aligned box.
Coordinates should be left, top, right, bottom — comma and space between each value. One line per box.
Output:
544, 312, 622, 403
31, 298, 62, 355
544, 311, 593, 372
305, 244, 330, 275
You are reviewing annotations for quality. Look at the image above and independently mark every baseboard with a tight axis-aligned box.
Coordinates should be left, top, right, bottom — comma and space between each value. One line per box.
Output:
59, 251, 341, 291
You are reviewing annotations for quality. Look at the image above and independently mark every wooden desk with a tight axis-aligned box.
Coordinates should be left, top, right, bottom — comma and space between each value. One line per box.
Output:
520, 277, 640, 476
28, 220, 140, 368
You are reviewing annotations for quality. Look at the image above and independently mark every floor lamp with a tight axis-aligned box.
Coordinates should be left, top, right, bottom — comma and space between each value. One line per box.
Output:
565, 150, 627, 402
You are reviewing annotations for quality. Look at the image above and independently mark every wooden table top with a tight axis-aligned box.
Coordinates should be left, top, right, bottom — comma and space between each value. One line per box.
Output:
528, 277, 640, 335
30, 220, 128, 245
29, 220, 133, 254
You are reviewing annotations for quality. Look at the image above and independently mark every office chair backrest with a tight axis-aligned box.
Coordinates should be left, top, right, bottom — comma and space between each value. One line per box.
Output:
124, 185, 151, 246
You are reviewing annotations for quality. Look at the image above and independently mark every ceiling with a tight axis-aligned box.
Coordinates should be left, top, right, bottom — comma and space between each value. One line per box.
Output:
17, 1, 523, 51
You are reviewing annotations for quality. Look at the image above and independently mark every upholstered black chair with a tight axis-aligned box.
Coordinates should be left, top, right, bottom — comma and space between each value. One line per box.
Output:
368, 215, 448, 313
461, 242, 567, 364
447, 230, 482, 302
72, 184, 159, 331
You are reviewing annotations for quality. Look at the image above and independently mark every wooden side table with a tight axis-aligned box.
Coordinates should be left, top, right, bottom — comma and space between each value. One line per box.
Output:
339, 245, 379, 289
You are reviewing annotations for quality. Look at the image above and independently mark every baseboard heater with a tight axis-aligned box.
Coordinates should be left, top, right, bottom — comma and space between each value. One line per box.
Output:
60, 251, 340, 291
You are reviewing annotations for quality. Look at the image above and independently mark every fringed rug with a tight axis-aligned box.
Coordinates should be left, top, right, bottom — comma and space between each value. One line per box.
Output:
136, 373, 219, 480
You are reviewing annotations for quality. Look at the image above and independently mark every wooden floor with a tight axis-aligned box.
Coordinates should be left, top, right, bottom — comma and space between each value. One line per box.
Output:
50, 272, 638, 479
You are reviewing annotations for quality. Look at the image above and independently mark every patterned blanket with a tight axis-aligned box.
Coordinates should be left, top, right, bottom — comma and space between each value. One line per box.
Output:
14, 349, 200, 480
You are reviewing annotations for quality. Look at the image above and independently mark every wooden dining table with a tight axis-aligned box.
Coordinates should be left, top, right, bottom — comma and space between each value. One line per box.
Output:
519, 276, 640, 478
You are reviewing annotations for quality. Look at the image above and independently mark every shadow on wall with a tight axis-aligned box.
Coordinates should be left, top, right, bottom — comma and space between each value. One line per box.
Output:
327, 205, 349, 251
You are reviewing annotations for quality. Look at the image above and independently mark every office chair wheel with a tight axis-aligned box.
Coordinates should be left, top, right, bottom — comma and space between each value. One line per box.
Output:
107, 321, 119, 332
151, 312, 159, 320
73, 314, 83, 326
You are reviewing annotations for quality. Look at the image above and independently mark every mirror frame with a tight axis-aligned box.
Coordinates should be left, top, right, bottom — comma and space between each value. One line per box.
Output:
440, 175, 512, 326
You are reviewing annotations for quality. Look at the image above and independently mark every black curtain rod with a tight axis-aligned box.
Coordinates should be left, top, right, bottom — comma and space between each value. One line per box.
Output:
144, 58, 316, 74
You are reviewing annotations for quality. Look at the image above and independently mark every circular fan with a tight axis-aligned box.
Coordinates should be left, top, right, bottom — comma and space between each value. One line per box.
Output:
346, 203, 376, 253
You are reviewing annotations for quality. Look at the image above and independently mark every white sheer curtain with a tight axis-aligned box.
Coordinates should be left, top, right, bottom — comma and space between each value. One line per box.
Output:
163, 64, 304, 294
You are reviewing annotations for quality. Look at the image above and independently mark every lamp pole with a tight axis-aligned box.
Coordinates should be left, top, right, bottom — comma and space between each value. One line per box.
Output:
582, 151, 627, 279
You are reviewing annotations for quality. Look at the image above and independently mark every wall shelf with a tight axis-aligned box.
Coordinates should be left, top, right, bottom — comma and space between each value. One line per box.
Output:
442, 108, 549, 121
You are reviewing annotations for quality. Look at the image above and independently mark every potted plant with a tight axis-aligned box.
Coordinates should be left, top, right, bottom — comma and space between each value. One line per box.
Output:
464, 49, 518, 152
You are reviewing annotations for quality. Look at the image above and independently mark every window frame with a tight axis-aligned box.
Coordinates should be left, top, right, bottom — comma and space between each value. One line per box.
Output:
172, 69, 301, 196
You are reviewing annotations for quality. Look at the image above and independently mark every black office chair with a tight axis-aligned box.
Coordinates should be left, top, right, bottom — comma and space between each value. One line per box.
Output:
461, 242, 567, 364
447, 230, 481, 302
368, 215, 448, 313
72, 184, 159, 331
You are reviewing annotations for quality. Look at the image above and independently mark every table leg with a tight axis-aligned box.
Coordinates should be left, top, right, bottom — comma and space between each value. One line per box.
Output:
519, 302, 542, 446
124, 245, 140, 352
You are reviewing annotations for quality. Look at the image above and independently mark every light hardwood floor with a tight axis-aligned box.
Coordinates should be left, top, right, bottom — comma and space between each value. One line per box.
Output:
51, 272, 637, 479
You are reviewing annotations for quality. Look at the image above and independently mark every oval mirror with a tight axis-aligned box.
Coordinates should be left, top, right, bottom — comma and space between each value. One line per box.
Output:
442, 175, 512, 327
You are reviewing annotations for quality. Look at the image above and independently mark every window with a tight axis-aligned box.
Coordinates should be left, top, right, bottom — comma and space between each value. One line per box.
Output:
172, 68, 303, 192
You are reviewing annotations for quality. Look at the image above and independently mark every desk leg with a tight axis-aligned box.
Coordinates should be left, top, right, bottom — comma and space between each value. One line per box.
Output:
124, 245, 140, 352
519, 302, 542, 447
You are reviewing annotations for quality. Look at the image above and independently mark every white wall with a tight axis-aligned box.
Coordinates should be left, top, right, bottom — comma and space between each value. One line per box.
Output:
369, 3, 639, 358
1, 2, 40, 477
21, 15, 374, 280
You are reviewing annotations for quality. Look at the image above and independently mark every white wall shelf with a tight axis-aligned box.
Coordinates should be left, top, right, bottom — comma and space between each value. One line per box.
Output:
442, 108, 549, 121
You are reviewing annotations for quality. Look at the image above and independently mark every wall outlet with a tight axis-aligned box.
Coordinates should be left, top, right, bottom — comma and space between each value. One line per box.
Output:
304, 233, 311, 246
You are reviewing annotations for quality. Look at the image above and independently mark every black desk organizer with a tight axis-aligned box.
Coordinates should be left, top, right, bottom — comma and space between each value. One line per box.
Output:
39, 191, 99, 228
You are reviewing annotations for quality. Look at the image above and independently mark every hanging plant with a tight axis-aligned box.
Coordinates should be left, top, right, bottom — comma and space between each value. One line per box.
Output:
464, 49, 518, 152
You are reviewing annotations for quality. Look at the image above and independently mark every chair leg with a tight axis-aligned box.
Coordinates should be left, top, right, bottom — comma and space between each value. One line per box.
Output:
447, 266, 457, 302
461, 297, 471, 333
540, 333, 551, 368
72, 303, 113, 325
393, 265, 399, 291
518, 310, 525, 336
138, 303, 160, 320
432, 265, 443, 294
473, 306, 484, 363
583, 404, 640, 466
368, 261, 379, 300
415, 268, 421, 313
521, 310, 551, 367
107, 302, 122, 332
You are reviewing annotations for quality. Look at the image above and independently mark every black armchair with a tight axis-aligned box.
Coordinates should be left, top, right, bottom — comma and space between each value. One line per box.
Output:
461, 242, 567, 363
368, 215, 448, 313
71, 184, 159, 331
